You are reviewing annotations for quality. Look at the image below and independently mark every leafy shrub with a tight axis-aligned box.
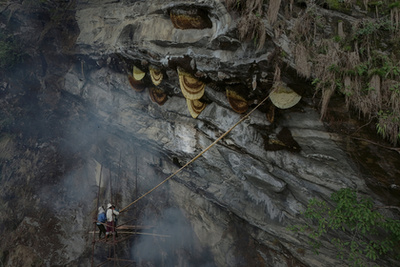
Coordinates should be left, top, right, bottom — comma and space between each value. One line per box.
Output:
289, 188, 400, 266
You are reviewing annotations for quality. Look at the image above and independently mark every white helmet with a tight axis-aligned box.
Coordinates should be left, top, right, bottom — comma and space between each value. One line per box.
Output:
107, 203, 113, 209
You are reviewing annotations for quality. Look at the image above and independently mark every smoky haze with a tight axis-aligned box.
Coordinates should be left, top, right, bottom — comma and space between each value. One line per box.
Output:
132, 207, 216, 267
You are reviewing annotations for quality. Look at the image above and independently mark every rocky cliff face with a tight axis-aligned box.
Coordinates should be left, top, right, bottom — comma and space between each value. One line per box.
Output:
1, 0, 399, 266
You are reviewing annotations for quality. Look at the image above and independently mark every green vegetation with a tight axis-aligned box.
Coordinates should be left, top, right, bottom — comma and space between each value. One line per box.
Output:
22, 0, 75, 23
229, 0, 400, 145
289, 188, 400, 266
0, 32, 24, 70
325, 0, 353, 12
389, 1, 400, 8
376, 110, 400, 142
291, 0, 400, 145
225, 0, 266, 50
22, 0, 50, 8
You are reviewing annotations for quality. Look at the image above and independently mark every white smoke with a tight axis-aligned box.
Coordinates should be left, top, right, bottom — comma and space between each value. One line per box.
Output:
131, 207, 216, 267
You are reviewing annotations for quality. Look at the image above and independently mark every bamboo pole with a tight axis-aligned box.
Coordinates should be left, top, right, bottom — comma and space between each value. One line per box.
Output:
95, 259, 110, 267
91, 164, 103, 267
106, 258, 135, 263
89, 231, 169, 238
116, 151, 121, 207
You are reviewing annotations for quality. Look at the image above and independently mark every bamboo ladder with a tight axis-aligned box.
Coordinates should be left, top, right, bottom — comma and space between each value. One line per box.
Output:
91, 92, 274, 266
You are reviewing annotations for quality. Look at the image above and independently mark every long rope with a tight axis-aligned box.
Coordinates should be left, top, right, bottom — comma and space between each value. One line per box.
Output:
91, 164, 103, 267
120, 93, 272, 213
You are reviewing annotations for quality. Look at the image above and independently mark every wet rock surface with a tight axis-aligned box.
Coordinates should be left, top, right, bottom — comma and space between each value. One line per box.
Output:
0, 0, 399, 266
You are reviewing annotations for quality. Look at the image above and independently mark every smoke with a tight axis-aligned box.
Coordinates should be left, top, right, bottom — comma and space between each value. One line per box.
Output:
132, 207, 216, 267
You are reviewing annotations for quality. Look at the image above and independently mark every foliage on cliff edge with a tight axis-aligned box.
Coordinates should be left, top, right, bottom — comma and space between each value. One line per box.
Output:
289, 188, 400, 266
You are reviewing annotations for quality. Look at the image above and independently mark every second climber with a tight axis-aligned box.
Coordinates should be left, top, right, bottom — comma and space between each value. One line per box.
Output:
106, 203, 120, 240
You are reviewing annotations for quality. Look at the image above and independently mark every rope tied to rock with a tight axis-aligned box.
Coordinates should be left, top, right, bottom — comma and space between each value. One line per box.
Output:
120, 92, 273, 213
